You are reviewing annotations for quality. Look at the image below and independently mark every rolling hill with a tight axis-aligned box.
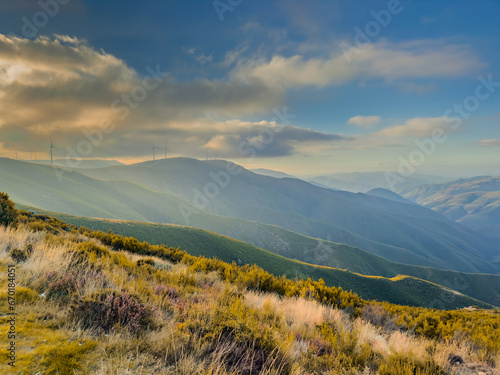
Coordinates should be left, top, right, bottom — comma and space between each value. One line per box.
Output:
401, 176, 500, 242
307, 171, 451, 193
0, 158, 440, 271
16, 206, 497, 309
1, 157, 498, 274
27, 158, 124, 169
23, 207, 500, 308
75, 158, 498, 273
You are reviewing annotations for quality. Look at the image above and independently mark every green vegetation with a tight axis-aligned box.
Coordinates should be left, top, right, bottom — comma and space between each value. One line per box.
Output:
23, 210, 494, 310
0, 192, 18, 227
29, 208, 500, 308
0, 208, 498, 374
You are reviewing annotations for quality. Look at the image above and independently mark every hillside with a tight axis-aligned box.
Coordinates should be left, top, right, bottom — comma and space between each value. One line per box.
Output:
27, 208, 500, 308
1, 206, 499, 374
401, 176, 500, 242
0, 158, 439, 271
307, 172, 451, 193
250, 168, 297, 179
74, 158, 499, 273
1, 158, 497, 274
27, 158, 124, 169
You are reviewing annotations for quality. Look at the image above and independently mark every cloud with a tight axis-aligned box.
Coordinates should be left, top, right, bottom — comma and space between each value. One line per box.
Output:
171, 119, 352, 158
348, 115, 381, 128
184, 48, 213, 64
232, 39, 484, 89
478, 139, 500, 147
0, 34, 351, 160
375, 117, 449, 139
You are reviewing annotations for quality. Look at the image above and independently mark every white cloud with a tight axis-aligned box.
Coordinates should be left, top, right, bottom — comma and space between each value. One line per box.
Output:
0, 34, 352, 160
348, 115, 381, 128
232, 39, 484, 89
375, 117, 449, 138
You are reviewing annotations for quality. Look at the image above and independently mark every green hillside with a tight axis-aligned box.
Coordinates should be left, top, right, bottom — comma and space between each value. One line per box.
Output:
76, 158, 498, 274
0, 157, 472, 271
25, 207, 500, 309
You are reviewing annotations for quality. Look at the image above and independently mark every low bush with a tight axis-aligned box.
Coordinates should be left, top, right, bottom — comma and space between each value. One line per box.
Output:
378, 354, 445, 375
69, 290, 153, 335
136, 258, 155, 267
9, 243, 33, 262
45, 271, 82, 301
0, 192, 18, 227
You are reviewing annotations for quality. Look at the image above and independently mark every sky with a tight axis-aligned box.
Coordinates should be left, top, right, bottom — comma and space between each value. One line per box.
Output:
0, 0, 499, 176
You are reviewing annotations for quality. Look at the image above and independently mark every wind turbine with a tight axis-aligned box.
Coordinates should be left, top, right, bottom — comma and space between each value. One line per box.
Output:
163, 143, 170, 159
151, 143, 161, 161
50, 138, 58, 165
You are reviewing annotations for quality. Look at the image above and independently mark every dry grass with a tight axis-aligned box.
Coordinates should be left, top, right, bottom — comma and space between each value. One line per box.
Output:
1, 222, 499, 375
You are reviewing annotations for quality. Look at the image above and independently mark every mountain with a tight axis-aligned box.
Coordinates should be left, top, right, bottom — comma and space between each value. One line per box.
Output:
27, 158, 124, 169
27, 207, 500, 308
366, 188, 418, 205
1, 157, 497, 274
401, 176, 500, 242
1, 157, 424, 268
76, 158, 498, 273
250, 168, 297, 179
309, 172, 452, 193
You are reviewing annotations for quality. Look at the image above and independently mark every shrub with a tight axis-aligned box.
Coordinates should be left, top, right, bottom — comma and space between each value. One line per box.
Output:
0, 192, 18, 227
39, 340, 96, 374
136, 258, 155, 267
45, 271, 82, 301
153, 285, 179, 299
9, 244, 34, 263
69, 290, 153, 335
362, 303, 398, 331
378, 354, 445, 375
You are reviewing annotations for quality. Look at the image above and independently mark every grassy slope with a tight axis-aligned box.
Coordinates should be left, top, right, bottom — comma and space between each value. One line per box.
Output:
2, 217, 499, 374
28, 208, 498, 309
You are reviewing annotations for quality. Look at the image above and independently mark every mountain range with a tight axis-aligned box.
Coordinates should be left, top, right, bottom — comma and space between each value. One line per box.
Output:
1, 157, 498, 275
401, 176, 500, 242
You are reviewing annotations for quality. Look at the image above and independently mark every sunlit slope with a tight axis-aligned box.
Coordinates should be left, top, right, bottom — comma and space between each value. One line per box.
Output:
27, 208, 500, 308
23, 208, 498, 309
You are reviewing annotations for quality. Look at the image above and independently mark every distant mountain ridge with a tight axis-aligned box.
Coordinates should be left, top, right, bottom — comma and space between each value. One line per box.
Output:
401, 176, 500, 243
27, 158, 124, 169
250, 168, 297, 179
77, 158, 498, 273
308, 171, 452, 193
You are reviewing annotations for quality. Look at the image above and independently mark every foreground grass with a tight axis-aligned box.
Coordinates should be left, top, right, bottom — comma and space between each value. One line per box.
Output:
0, 212, 499, 374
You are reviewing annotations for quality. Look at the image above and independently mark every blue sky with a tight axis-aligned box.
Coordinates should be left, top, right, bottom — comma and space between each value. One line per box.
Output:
0, 0, 499, 176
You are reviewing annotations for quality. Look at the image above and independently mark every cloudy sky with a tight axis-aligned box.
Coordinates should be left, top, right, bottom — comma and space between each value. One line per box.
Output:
0, 0, 499, 176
